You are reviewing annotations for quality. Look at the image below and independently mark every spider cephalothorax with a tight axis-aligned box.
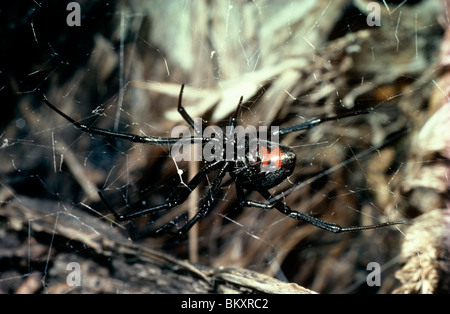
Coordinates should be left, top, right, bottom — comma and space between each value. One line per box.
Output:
39, 84, 406, 236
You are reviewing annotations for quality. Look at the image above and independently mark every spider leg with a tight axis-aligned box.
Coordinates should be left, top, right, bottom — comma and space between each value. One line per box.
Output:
38, 89, 207, 146
176, 84, 202, 135
99, 160, 225, 222
235, 183, 275, 210
169, 95, 245, 237
236, 162, 405, 232
275, 109, 372, 136
228, 96, 244, 129
256, 189, 406, 233
235, 179, 348, 232
173, 162, 230, 237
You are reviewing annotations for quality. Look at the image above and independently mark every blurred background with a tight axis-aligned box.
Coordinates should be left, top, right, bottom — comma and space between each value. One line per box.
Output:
1, 0, 449, 293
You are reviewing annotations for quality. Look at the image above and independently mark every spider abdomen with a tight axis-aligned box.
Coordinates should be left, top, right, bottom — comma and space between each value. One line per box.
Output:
231, 141, 296, 190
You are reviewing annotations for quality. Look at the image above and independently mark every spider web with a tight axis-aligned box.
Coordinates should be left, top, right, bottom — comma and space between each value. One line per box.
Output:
1, 0, 448, 294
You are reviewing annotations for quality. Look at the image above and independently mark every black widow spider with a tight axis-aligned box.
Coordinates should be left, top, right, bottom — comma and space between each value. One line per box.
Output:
40, 85, 406, 236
